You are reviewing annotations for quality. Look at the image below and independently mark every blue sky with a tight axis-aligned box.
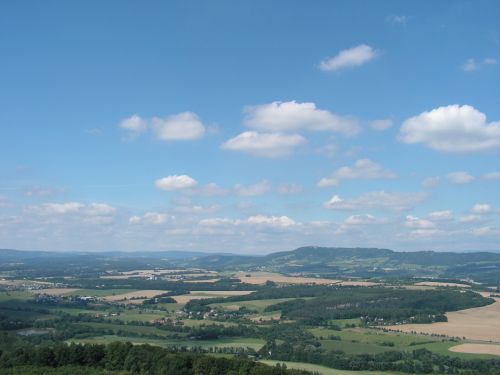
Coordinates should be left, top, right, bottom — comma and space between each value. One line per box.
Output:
0, 0, 499, 253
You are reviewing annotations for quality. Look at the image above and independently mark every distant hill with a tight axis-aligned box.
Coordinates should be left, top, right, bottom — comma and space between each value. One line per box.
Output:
171, 246, 500, 284
1, 246, 500, 284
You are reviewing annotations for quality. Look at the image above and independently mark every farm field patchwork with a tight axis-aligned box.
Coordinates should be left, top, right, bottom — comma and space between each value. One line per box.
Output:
234, 272, 340, 285
172, 290, 254, 303
384, 297, 500, 342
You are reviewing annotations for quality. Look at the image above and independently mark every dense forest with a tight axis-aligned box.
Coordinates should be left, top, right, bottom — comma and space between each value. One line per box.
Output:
0, 338, 311, 375
186, 285, 493, 325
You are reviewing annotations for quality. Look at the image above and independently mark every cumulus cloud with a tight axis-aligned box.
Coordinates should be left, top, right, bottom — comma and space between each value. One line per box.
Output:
221, 131, 306, 158
428, 210, 453, 221
128, 216, 142, 224
155, 175, 198, 191
234, 180, 271, 196
129, 212, 172, 225
119, 114, 147, 139
324, 191, 427, 211
421, 176, 440, 189
319, 44, 377, 72
344, 214, 381, 225
471, 203, 492, 214
399, 105, 500, 153
318, 159, 396, 187
199, 215, 296, 229
369, 119, 393, 131
152, 112, 205, 141
246, 215, 296, 228
447, 171, 474, 185
405, 215, 436, 229
143, 212, 169, 225
244, 101, 360, 136
173, 205, 220, 215
37, 202, 85, 214
85, 203, 116, 216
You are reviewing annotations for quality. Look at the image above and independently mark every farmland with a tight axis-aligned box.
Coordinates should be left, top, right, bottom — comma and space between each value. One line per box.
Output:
384, 296, 500, 342
1, 247, 500, 374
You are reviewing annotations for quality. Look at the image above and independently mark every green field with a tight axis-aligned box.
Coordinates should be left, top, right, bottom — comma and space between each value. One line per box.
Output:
63, 288, 140, 297
260, 360, 408, 375
70, 335, 266, 350
210, 298, 303, 313
310, 326, 499, 359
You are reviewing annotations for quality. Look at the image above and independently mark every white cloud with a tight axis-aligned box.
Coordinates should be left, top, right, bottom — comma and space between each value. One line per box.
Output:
39, 202, 85, 214
447, 171, 474, 185
387, 15, 407, 25
483, 172, 500, 180
155, 175, 198, 191
221, 131, 306, 158
459, 214, 482, 223
421, 176, 440, 189
344, 214, 380, 225
246, 215, 296, 228
85, 203, 116, 216
244, 101, 360, 136
143, 212, 170, 225
428, 210, 453, 221
471, 203, 492, 214
199, 215, 296, 229
234, 180, 271, 196
462, 58, 497, 72
152, 112, 205, 141
324, 191, 427, 211
318, 159, 396, 187
405, 215, 436, 229
319, 44, 377, 72
399, 105, 500, 153
119, 115, 147, 139
128, 212, 174, 225
462, 58, 478, 72
128, 215, 142, 224
369, 119, 393, 131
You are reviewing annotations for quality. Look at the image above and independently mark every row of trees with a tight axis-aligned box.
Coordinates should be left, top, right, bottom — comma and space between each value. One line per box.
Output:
0, 340, 313, 375
259, 340, 500, 374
